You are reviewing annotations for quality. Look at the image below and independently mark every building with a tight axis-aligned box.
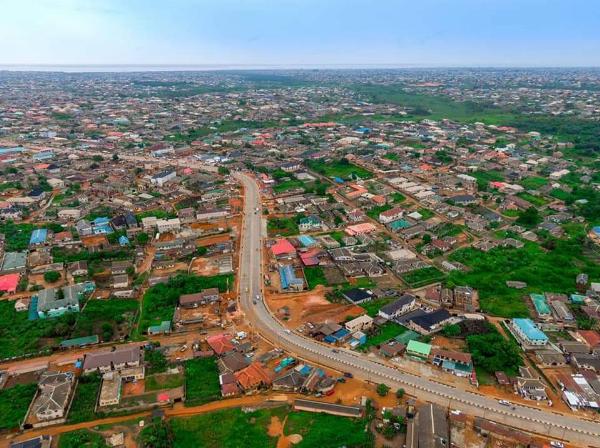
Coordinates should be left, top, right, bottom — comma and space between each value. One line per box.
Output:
407, 309, 452, 335
279, 264, 304, 291
378, 294, 416, 320
511, 318, 549, 346
151, 170, 176, 187
379, 207, 404, 224
406, 340, 432, 361
431, 349, 473, 377
82, 346, 143, 374
156, 218, 181, 233
31, 371, 75, 421
1, 251, 27, 274
179, 288, 220, 308
417, 403, 448, 448
293, 399, 363, 417
298, 215, 322, 232
36, 282, 95, 319
345, 314, 373, 333
342, 288, 374, 304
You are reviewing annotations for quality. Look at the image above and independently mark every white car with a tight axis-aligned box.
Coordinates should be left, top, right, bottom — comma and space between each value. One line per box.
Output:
550, 442, 564, 448
498, 400, 511, 406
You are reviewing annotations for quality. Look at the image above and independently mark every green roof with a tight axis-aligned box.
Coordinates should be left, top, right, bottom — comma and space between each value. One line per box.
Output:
60, 335, 99, 348
148, 320, 171, 334
406, 340, 432, 357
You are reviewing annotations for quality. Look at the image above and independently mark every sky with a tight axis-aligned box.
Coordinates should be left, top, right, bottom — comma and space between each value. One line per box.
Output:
1, 0, 600, 67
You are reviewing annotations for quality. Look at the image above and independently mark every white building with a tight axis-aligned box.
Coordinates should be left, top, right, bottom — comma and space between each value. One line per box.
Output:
150, 170, 176, 187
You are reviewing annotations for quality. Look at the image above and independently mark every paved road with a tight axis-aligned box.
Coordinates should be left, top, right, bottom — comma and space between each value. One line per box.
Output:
234, 171, 600, 447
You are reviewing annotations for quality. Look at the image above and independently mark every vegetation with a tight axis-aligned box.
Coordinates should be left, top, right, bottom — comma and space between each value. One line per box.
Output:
145, 372, 184, 392
466, 324, 523, 377
470, 170, 505, 191
304, 266, 328, 289
139, 419, 174, 448
366, 204, 392, 220
73, 299, 138, 342
166, 119, 278, 143
520, 176, 549, 190
145, 348, 170, 375
401, 267, 446, 288
360, 298, 396, 317
0, 221, 36, 251
67, 373, 102, 423
0, 383, 37, 430
267, 217, 298, 236
138, 274, 233, 332
306, 158, 372, 180
361, 322, 407, 349
170, 406, 281, 448
376, 383, 390, 396
59, 430, 108, 448
449, 232, 600, 317
515, 206, 542, 228
442, 324, 462, 338
43, 270, 62, 283
184, 357, 221, 406
51, 247, 132, 264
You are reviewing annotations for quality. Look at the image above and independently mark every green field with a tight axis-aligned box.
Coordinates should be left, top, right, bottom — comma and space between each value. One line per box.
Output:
267, 217, 299, 236
273, 178, 305, 193
306, 158, 372, 180
68, 373, 102, 423
401, 267, 446, 288
517, 192, 548, 207
304, 266, 328, 289
361, 322, 407, 350
0, 300, 76, 359
138, 274, 233, 333
145, 371, 185, 392
390, 192, 406, 203
471, 170, 505, 191
0, 383, 37, 430
366, 204, 392, 220
520, 176, 549, 190
417, 208, 435, 220
58, 429, 108, 448
184, 357, 221, 407
448, 235, 600, 317
73, 299, 138, 342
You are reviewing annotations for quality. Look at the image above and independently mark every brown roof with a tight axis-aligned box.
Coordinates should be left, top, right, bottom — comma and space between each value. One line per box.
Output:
82, 346, 141, 370
431, 348, 472, 364
234, 362, 273, 390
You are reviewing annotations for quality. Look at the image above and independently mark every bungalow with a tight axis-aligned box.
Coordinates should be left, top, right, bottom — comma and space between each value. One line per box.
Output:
206, 333, 235, 356
36, 282, 95, 319
342, 288, 374, 304
345, 222, 377, 236
234, 361, 273, 392
379, 207, 404, 224
179, 288, 220, 308
31, 371, 75, 421
298, 215, 322, 232
151, 170, 176, 187
450, 194, 477, 206
271, 238, 296, 258
431, 349, 473, 377
407, 308, 452, 335
82, 346, 143, 374
406, 340, 431, 361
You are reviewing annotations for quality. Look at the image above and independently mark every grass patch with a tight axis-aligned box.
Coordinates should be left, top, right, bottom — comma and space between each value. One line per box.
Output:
360, 298, 396, 317
361, 322, 407, 350
516, 192, 548, 207
273, 178, 304, 193
306, 158, 372, 180
267, 217, 299, 237
390, 192, 406, 203
448, 237, 600, 317
285, 410, 373, 448
58, 429, 108, 448
138, 274, 233, 334
171, 406, 281, 447
366, 204, 392, 220
433, 223, 463, 238
68, 373, 102, 423
184, 357, 221, 406
0, 383, 37, 430
520, 177, 549, 190
417, 208, 435, 220
304, 266, 328, 289
401, 267, 446, 288
73, 299, 138, 342
471, 170, 505, 191
146, 372, 184, 392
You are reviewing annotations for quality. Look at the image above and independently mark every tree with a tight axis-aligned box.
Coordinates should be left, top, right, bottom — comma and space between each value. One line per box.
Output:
136, 232, 149, 245
92, 155, 103, 162
516, 206, 541, 228
218, 166, 230, 175
43, 271, 61, 283
112, 153, 119, 161
377, 383, 390, 397
422, 234, 432, 244
396, 388, 405, 399
442, 323, 461, 338
140, 419, 173, 448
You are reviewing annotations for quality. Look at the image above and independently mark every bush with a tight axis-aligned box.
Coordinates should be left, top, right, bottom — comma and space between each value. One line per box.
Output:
377, 383, 390, 397
44, 270, 61, 283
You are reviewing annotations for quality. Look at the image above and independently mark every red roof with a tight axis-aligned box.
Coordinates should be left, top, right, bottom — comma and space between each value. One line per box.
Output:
206, 333, 235, 355
234, 362, 273, 390
0, 273, 20, 293
271, 238, 296, 256
299, 248, 321, 266
578, 330, 600, 348
157, 393, 170, 402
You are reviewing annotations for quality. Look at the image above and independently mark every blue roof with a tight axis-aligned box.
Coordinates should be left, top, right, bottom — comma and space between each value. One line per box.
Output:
29, 228, 48, 245
333, 177, 345, 183
513, 318, 548, 342
298, 235, 316, 247
279, 265, 304, 290
93, 217, 110, 225
28, 296, 39, 321
332, 328, 350, 339
0, 146, 24, 155
593, 226, 600, 236
118, 235, 130, 246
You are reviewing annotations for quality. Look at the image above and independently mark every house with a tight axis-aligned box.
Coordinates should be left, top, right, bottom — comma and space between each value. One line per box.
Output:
0, 272, 20, 294
82, 346, 143, 374
345, 222, 377, 236
516, 367, 548, 401
234, 361, 273, 392
36, 282, 95, 319
379, 341, 406, 358
151, 170, 176, 187
206, 333, 235, 356
406, 340, 432, 361
450, 194, 477, 205
417, 403, 448, 448
431, 348, 473, 377
298, 215, 322, 232
75, 219, 93, 237
1, 251, 27, 274
156, 218, 181, 233
511, 318, 548, 346
378, 294, 416, 320
345, 314, 373, 333
279, 265, 304, 291
218, 351, 250, 374
342, 288, 374, 304
571, 354, 600, 373
271, 239, 296, 258
407, 309, 452, 335
179, 288, 220, 308
379, 207, 404, 224
273, 370, 305, 392
67, 260, 88, 277
112, 274, 129, 289
31, 371, 75, 421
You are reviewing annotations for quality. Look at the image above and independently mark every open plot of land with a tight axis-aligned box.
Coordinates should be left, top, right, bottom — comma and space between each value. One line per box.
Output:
400, 266, 446, 288
306, 158, 373, 180
0, 383, 37, 430
520, 176, 549, 190
361, 322, 408, 350
267, 217, 299, 237
184, 357, 221, 407
304, 266, 328, 290
360, 298, 396, 317
517, 192, 549, 207
72, 299, 138, 341
68, 373, 102, 423
138, 273, 233, 334
448, 238, 600, 317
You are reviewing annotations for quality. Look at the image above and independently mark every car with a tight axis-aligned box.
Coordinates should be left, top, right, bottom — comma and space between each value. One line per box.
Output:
498, 400, 511, 406
332, 349, 339, 353
252, 300, 257, 305
343, 372, 353, 378
550, 442, 564, 448
256, 294, 260, 300
284, 329, 291, 334
179, 345, 188, 352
